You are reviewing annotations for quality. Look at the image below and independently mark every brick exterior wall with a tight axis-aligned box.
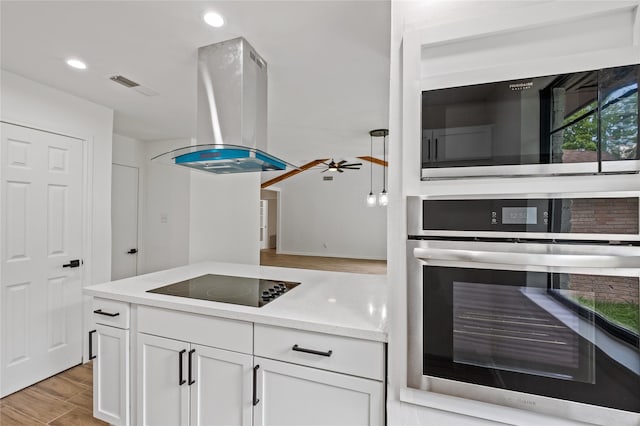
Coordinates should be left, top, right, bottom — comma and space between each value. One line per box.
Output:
566, 274, 638, 304
562, 198, 639, 304
566, 198, 639, 234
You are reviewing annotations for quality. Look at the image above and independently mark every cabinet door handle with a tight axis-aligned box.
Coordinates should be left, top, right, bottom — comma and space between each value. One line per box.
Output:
434, 138, 438, 160
292, 344, 333, 357
178, 349, 186, 385
88, 330, 96, 360
188, 349, 196, 385
93, 309, 120, 317
427, 139, 431, 161
253, 365, 260, 406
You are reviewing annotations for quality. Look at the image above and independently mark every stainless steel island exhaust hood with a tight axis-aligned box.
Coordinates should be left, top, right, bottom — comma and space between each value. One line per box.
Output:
152, 37, 291, 174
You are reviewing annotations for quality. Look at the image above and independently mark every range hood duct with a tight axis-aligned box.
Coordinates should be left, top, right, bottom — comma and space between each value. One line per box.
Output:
152, 37, 291, 174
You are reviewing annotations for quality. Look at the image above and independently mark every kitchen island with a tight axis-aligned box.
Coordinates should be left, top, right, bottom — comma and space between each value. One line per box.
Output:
83, 261, 388, 426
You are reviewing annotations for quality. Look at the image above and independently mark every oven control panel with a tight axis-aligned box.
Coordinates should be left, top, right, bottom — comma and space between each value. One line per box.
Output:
409, 196, 639, 238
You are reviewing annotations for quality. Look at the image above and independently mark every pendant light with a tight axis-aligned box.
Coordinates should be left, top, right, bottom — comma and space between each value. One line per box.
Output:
366, 130, 377, 207
369, 129, 389, 207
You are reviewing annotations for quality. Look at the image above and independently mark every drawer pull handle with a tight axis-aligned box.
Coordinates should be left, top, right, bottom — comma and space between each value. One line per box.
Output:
93, 309, 120, 317
179, 349, 186, 385
292, 344, 333, 357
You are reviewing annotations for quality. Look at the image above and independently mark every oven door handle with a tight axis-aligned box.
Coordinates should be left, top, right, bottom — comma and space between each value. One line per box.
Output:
413, 247, 640, 268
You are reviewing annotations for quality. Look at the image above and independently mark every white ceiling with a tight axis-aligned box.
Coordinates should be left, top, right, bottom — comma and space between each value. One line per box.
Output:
0, 1, 391, 165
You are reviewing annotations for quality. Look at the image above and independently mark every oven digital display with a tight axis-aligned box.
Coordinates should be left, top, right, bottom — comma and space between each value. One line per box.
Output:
502, 207, 537, 224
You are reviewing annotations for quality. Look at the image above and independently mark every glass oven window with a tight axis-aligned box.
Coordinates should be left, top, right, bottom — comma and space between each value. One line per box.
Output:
423, 266, 640, 413
452, 281, 595, 383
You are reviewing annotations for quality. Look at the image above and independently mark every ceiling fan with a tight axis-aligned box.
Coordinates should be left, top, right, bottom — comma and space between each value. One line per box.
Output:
320, 159, 363, 173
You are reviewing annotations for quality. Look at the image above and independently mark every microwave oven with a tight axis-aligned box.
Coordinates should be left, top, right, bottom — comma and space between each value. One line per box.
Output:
421, 64, 639, 179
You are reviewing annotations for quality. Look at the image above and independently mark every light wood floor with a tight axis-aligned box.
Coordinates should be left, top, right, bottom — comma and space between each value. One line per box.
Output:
260, 248, 387, 275
0, 251, 385, 425
0, 362, 106, 426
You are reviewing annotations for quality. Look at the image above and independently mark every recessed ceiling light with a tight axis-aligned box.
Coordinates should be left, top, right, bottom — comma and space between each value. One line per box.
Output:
203, 11, 224, 28
66, 58, 87, 70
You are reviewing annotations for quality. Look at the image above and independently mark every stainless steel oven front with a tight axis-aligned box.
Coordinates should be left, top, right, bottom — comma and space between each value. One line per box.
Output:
407, 193, 640, 424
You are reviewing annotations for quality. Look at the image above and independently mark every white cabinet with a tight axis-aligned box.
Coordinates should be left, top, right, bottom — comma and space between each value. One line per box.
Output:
136, 306, 254, 425
137, 333, 253, 426
253, 324, 385, 426
254, 357, 383, 426
89, 304, 388, 426
92, 298, 130, 426
422, 126, 493, 165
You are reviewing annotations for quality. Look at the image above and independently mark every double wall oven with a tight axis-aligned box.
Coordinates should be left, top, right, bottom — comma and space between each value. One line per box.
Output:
407, 193, 640, 422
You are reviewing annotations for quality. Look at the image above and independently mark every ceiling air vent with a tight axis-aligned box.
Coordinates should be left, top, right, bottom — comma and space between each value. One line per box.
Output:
323, 176, 333, 181
109, 75, 159, 97
110, 75, 139, 88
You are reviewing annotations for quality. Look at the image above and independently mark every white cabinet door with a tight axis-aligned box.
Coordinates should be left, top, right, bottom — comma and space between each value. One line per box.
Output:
1, 123, 84, 397
137, 333, 189, 426
254, 357, 383, 426
190, 344, 253, 426
93, 324, 129, 425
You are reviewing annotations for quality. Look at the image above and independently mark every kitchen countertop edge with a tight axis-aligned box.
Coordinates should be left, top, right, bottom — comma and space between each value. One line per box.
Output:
84, 261, 388, 343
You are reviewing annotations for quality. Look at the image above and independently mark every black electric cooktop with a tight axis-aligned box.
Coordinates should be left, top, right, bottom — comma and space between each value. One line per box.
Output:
147, 274, 300, 307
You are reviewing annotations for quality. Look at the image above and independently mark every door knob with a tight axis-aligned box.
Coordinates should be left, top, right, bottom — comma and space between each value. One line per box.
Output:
62, 259, 81, 268
127, 249, 138, 254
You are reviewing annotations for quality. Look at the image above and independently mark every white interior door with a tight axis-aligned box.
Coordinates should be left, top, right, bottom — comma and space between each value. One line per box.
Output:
1, 122, 84, 397
259, 200, 268, 250
111, 163, 138, 280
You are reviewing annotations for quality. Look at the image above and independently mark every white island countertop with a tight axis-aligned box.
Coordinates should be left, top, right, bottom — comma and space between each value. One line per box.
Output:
84, 261, 388, 342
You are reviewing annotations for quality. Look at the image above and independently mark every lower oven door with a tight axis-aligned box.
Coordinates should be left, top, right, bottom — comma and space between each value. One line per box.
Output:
407, 239, 640, 420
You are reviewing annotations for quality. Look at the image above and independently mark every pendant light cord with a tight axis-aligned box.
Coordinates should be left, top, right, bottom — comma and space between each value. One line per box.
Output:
369, 134, 373, 194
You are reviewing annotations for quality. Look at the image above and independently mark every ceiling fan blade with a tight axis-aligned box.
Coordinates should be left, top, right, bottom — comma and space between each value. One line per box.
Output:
337, 168, 344, 173
342, 166, 361, 169
341, 162, 363, 167
321, 168, 328, 173
337, 160, 347, 166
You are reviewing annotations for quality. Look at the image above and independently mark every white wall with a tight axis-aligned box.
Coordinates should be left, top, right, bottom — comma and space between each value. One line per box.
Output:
141, 139, 191, 273
388, 1, 640, 425
113, 133, 145, 167
138, 138, 261, 269
189, 171, 261, 265
0, 69, 114, 362
276, 162, 387, 260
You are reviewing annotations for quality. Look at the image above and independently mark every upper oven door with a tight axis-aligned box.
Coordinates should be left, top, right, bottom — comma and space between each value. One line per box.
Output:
407, 193, 640, 242
407, 239, 640, 415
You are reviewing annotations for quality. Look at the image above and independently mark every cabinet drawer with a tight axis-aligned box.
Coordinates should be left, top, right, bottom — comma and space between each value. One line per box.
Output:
254, 324, 384, 381
137, 305, 252, 354
92, 298, 130, 329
